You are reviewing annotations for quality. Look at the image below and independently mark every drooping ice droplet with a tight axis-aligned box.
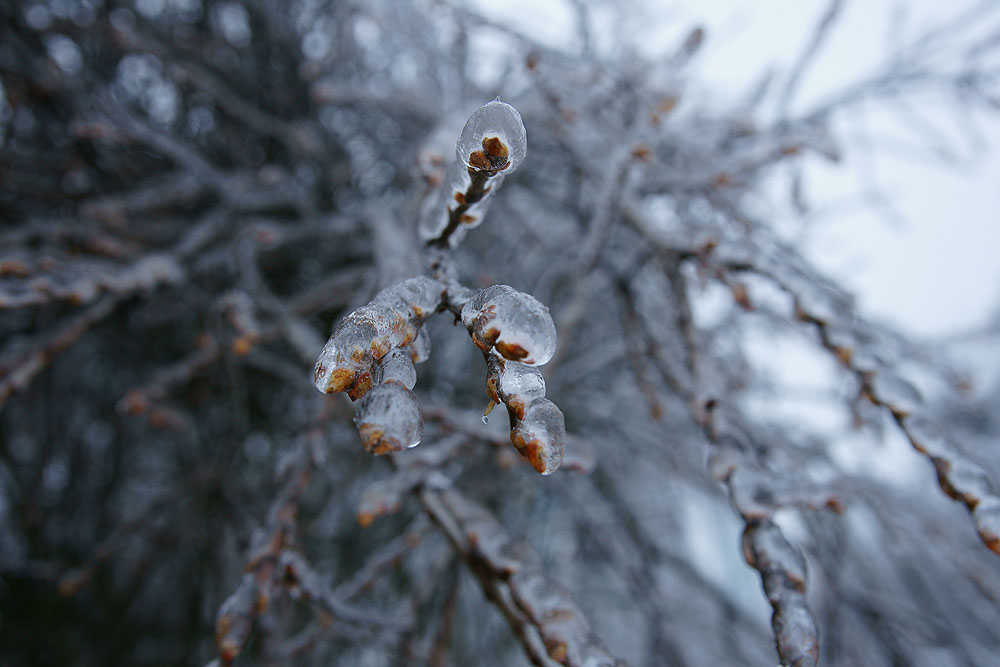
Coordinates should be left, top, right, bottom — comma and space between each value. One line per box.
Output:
354, 382, 423, 455
461, 285, 557, 365
457, 100, 527, 174
510, 397, 565, 475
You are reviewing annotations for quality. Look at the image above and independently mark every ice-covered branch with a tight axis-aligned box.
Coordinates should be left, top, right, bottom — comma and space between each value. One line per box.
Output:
419, 484, 627, 667
422, 100, 527, 248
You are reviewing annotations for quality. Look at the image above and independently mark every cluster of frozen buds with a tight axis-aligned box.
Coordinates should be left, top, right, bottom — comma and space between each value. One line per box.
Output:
313, 277, 442, 454
314, 101, 565, 474
465, 285, 565, 475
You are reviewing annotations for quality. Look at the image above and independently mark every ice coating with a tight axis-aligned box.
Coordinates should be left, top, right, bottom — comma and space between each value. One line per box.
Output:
868, 370, 921, 417
418, 160, 471, 241
381, 276, 444, 320
418, 187, 450, 241
312, 304, 403, 397
741, 521, 808, 593
313, 318, 377, 394
407, 330, 431, 364
354, 382, 423, 455
510, 397, 565, 475
939, 457, 994, 505
462, 285, 557, 365
351, 303, 417, 360
454, 177, 502, 231
904, 414, 952, 458
498, 361, 546, 401
377, 347, 417, 390
314, 278, 442, 396
974, 497, 1000, 554
457, 100, 527, 174
486, 353, 546, 420
418, 159, 504, 245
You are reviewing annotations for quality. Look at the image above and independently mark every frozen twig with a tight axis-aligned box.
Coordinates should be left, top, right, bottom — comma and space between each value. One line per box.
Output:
418, 484, 628, 667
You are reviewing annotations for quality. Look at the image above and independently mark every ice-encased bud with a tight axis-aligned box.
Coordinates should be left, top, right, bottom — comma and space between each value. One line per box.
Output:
457, 100, 527, 174
461, 285, 557, 365
313, 319, 377, 394
315, 278, 442, 396
354, 382, 423, 455
487, 354, 546, 420
510, 397, 565, 475
377, 347, 417, 390
313, 305, 410, 397
347, 303, 417, 360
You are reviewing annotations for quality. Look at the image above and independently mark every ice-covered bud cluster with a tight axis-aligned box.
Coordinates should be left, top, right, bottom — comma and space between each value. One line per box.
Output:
466, 285, 564, 474
313, 277, 441, 454
313, 276, 441, 399
485, 353, 565, 475
457, 100, 527, 174
462, 285, 557, 365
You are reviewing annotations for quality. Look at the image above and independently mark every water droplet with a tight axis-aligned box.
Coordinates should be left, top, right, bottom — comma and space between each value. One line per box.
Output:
481, 414, 490, 425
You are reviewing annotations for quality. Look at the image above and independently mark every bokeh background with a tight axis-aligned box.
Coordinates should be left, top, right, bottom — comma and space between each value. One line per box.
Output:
2, 1, 999, 666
